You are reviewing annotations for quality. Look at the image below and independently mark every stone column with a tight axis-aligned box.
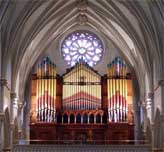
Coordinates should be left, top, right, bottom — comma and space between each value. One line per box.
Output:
146, 92, 154, 122
10, 92, 18, 123
159, 80, 164, 114
10, 92, 18, 151
142, 102, 147, 141
0, 112, 5, 152
0, 79, 7, 112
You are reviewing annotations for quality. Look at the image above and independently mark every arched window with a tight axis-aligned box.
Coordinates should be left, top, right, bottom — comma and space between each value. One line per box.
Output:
63, 114, 68, 123
89, 114, 94, 123
61, 30, 104, 67
96, 114, 101, 123
76, 114, 81, 123
70, 114, 75, 123
83, 114, 88, 124
57, 113, 62, 123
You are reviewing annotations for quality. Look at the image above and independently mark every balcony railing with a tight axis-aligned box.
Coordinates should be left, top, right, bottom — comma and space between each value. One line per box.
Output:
17, 139, 148, 145
13, 140, 151, 152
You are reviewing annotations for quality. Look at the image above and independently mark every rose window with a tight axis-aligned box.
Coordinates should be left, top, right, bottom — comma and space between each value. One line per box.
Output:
61, 31, 104, 67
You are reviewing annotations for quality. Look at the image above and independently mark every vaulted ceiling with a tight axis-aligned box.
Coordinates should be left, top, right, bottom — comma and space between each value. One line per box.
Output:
0, 0, 163, 101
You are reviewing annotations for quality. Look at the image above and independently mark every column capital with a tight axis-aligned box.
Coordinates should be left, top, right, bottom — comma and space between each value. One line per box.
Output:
10, 92, 19, 110
0, 78, 7, 86
158, 80, 164, 86
10, 92, 17, 99
139, 100, 146, 108
147, 92, 154, 98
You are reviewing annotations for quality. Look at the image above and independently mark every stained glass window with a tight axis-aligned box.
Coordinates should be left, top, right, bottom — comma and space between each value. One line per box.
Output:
61, 31, 104, 66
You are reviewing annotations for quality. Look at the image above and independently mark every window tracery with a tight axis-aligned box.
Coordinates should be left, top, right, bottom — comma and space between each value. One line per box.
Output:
61, 31, 103, 67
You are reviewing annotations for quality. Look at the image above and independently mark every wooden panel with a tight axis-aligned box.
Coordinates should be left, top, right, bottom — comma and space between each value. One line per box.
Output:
30, 123, 134, 144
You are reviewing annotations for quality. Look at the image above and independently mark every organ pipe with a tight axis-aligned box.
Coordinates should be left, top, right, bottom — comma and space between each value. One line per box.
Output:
62, 61, 101, 110
107, 57, 128, 122
36, 65, 39, 121
36, 57, 56, 122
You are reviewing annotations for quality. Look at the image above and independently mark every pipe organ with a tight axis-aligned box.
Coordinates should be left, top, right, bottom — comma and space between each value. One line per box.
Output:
30, 57, 134, 144
107, 57, 129, 122
63, 61, 101, 110
35, 57, 56, 122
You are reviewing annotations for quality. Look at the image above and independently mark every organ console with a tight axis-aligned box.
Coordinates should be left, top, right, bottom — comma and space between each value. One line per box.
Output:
30, 57, 134, 144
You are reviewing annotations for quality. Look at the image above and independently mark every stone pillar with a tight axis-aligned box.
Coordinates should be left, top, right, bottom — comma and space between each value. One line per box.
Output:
0, 79, 6, 151
159, 80, 164, 114
0, 112, 5, 152
146, 92, 154, 122
142, 102, 147, 141
134, 101, 142, 143
10, 92, 18, 151
10, 92, 18, 123
0, 79, 7, 112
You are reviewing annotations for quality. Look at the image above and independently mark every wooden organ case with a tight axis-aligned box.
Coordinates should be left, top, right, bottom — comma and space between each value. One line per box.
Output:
30, 57, 134, 144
